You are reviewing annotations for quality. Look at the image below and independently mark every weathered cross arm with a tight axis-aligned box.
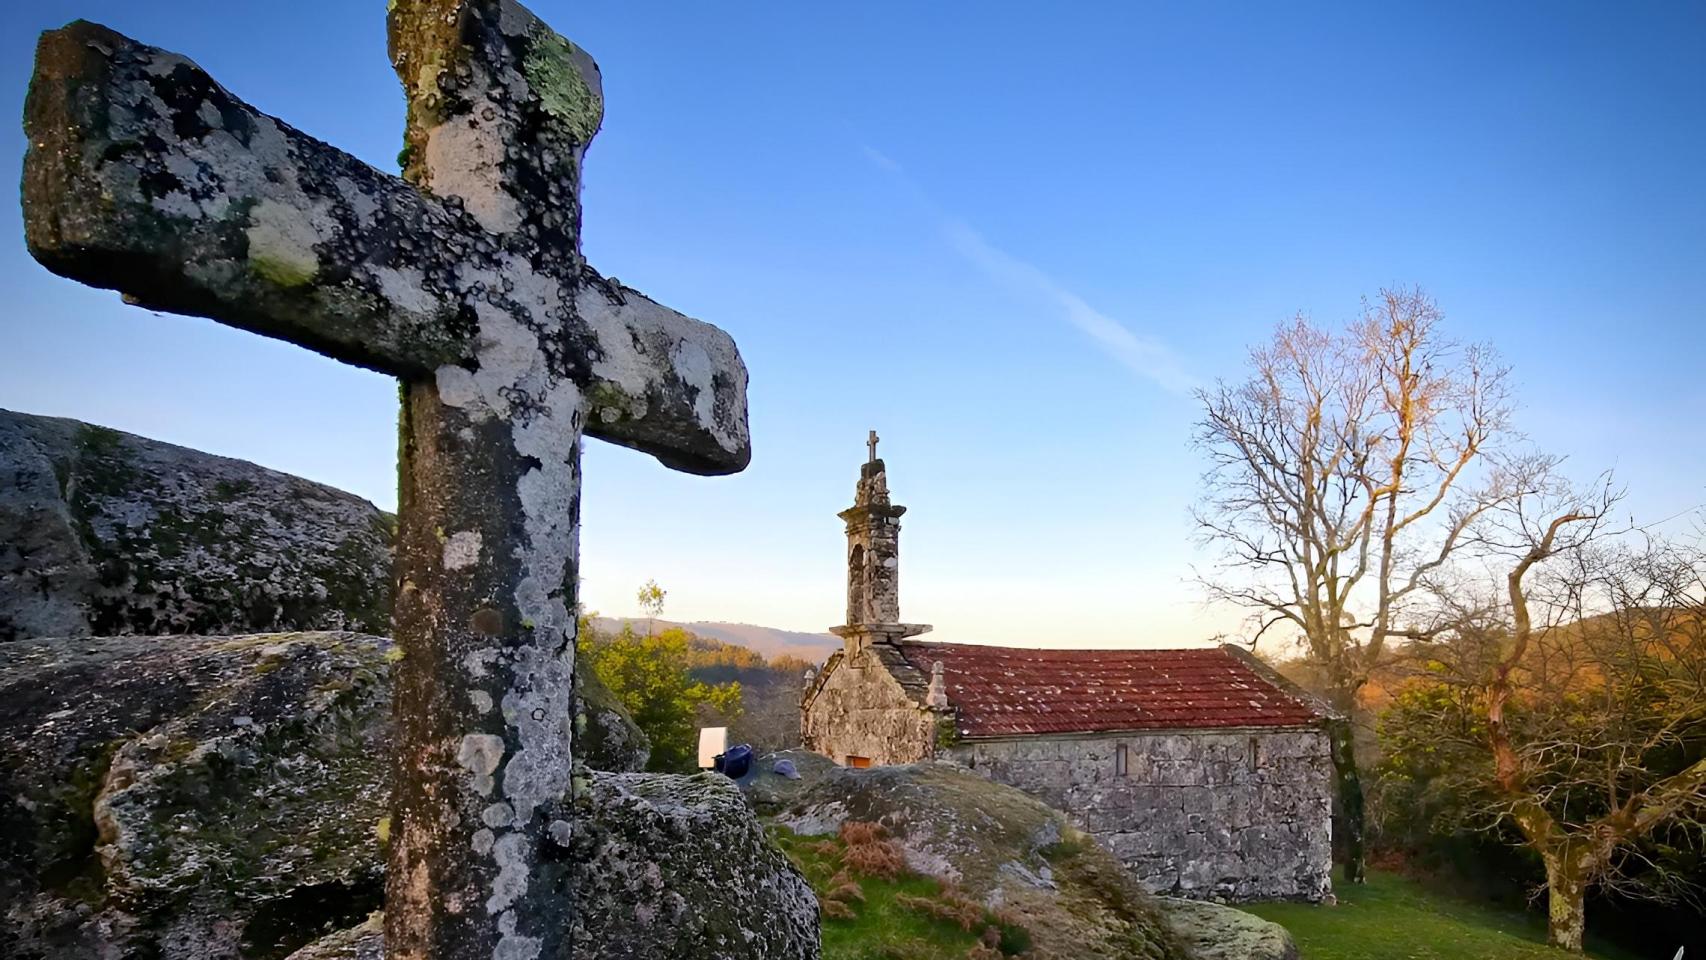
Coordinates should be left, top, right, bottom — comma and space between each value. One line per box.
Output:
23, 20, 475, 376
574, 269, 750, 473
22, 19, 749, 475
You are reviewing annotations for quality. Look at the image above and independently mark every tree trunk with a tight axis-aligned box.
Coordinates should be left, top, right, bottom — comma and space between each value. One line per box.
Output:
1544, 852, 1588, 952
1328, 715, 1367, 883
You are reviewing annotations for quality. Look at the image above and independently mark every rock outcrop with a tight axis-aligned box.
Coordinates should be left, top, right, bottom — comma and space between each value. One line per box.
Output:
745, 751, 1296, 960
0, 408, 652, 776
288, 775, 821, 960
0, 410, 392, 641
0, 632, 814, 960
282, 915, 383, 960
758, 755, 1187, 960
576, 656, 652, 773
571, 772, 819, 960
1, 632, 391, 959
1159, 899, 1300, 960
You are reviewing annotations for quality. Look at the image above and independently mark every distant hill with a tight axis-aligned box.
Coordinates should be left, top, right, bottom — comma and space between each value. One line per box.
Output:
589, 617, 838, 664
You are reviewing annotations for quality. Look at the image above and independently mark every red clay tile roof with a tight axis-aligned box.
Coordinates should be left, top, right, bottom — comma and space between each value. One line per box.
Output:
894, 642, 1325, 738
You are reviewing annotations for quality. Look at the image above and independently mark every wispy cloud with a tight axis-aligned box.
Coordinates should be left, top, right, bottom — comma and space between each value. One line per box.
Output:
862, 146, 1199, 396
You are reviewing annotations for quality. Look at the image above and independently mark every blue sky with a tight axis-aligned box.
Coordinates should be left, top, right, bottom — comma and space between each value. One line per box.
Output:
2, 2, 1702, 645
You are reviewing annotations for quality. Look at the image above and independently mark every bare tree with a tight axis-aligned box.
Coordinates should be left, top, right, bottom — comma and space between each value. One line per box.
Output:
1409, 490, 1706, 952
1194, 288, 1531, 881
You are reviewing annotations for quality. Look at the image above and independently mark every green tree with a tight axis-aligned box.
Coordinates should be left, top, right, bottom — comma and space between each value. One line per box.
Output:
583, 620, 743, 772
636, 578, 666, 635
1372, 681, 1509, 870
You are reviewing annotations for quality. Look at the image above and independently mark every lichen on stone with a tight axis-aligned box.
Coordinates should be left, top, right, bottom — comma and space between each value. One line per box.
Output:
522, 28, 603, 145
0, 633, 392, 959
246, 199, 323, 288
0, 631, 815, 960
1, 409, 394, 641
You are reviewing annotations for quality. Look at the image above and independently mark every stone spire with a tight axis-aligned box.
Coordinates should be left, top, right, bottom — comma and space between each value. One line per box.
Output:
925, 661, 950, 709
830, 432, 930, 658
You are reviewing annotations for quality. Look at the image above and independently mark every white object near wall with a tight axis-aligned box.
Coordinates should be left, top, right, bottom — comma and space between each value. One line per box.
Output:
697, 726, 729, 769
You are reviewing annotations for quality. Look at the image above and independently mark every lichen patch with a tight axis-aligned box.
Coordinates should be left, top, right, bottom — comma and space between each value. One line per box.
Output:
493, 909, 541, 960
245, 198, 323, 287
481, 802, 515, 828
434, 305, 557, 422
671, 337, 718, 427
522, 29, 603, 145
423, 106, 521, 235
456, 733, 505, 797
442, 530, 482, 571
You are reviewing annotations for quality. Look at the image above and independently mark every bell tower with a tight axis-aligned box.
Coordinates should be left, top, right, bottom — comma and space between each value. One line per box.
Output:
831, 431, 931, 658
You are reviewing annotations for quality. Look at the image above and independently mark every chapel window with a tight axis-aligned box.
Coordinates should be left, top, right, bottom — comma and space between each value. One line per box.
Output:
1115, 743, 1129, 777
847, 755, 872, 769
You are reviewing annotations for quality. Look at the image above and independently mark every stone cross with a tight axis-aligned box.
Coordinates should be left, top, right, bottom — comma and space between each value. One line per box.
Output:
867, 429, 879, 463
20, 4, 750, 959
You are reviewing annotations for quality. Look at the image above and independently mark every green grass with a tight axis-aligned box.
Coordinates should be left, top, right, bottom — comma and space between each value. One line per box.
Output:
1241, 869, 1643, 960
769, 826, 1026, 960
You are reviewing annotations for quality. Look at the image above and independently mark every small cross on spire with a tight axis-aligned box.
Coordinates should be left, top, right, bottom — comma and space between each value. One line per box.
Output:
867, 429, 880, 463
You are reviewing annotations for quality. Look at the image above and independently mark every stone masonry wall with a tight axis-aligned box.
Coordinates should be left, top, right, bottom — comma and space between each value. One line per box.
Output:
950, 727, 1332, 902
846, 512, 902, 624
801, 649, 936, 766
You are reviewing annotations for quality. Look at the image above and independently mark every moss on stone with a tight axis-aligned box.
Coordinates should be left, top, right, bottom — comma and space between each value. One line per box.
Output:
933, 714, 960, 750
574, 648, 651, 772
102, 643, 392, 907
214, 634, 294, 652
4, 634, 812, 960
69, 423, 137, 503
585, 381, 641, 427
388, 2, 464, 187
74, 422, 123, 456
524, 28, 602, 144
1042, 831, 1187, 960
308, 536, 391, 634
18, 411, 394, 640
38, 738, 122, 903
214, 478, 255, 501
574, 773, 818, 959
251, 251, 318, 288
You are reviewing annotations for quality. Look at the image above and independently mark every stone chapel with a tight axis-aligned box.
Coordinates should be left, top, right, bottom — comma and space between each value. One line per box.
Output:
800, 437, 1337, 902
